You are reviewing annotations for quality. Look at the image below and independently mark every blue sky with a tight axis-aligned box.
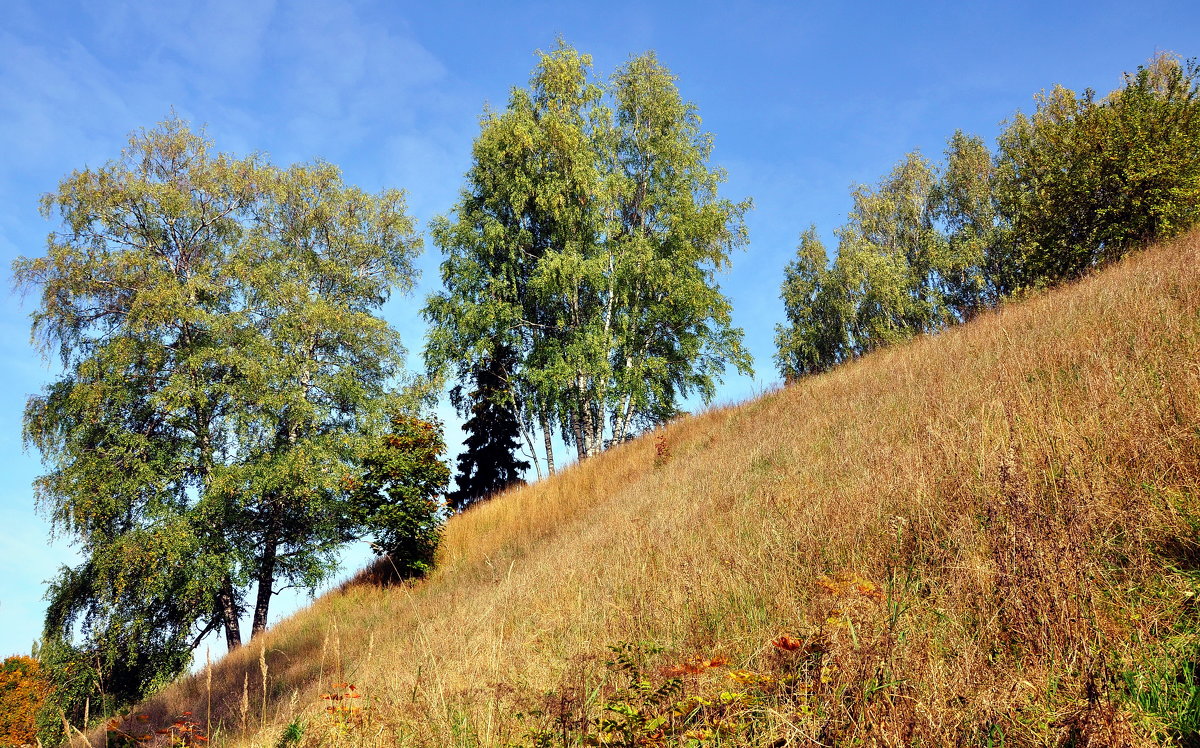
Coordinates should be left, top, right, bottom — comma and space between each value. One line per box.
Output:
1, 0, 1197, 659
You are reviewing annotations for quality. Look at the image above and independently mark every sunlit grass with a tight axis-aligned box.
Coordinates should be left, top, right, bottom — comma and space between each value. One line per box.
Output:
107, 231, 1200, 746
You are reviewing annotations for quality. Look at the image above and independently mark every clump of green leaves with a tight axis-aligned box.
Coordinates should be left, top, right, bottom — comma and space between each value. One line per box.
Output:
521, 642, 767, 747
591, 642, 685, 746
275, 718, 305, 748
350, 414, 451, 581
1120, 637, 1200, 744
996, 54, 1200, 288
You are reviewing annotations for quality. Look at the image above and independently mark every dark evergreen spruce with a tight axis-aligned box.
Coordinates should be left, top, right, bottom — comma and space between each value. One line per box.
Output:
447, 347, 530, 512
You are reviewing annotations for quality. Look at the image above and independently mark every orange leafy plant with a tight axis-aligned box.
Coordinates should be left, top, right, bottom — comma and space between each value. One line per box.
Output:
660, 655, 729, 676
106, 711, 207, 747
815, 571, 884, 601
772, 635, 804, 652
320, 681, 366, 730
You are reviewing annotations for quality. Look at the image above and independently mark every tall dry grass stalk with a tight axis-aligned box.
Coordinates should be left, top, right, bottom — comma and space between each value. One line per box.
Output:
259, 644, 268, 729
239, 673, 248, 734
129, 231, 1200, 746
205, 648, 212, 735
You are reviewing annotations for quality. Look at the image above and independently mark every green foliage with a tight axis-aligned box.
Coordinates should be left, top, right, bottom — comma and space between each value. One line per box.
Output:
520, 641, 695, 748
351, 414, 451, 580
275, 718, 305, 748
776, 53, 1200, 380
591, 642, 686, 747
1121, 637, 1200, 745
14, 116, 426, 728
517, 640, 812, 747
773, 227, 846, 379
996, 54, 1200, 289
931, 130, 1006, 317
778, 152, 947, 374
33, 638, 98, 744
836, 151, 947, 353
426, 41, 752, 466
447, 346, 529, 512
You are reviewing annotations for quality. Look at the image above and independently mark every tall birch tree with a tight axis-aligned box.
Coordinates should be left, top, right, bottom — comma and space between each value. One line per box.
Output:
15, 118, 428, 723
426, 42, 752, 465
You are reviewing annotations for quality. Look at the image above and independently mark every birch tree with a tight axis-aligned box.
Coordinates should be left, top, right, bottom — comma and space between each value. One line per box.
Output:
774, 227, 846, 379
15, 118, 429, 725
426, 42, 752, 464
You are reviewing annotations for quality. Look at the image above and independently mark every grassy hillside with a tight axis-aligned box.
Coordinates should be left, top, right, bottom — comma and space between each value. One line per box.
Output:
105, 232, 1200, 747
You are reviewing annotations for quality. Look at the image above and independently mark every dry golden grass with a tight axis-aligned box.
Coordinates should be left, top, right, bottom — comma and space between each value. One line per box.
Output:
105, 231, 1200, 747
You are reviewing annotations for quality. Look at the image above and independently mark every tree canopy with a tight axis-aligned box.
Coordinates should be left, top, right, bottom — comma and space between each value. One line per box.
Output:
426, 42, 753, 469
0, 655, 50, 747
995, 53, 1200, 288
776, 53, 1200, 380
14, 117, 437, 730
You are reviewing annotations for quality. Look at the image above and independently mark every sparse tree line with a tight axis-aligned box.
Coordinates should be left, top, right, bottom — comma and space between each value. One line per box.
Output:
9, 41, 750, 743
6, 44, 1200, 744
774, 53, 1200, 379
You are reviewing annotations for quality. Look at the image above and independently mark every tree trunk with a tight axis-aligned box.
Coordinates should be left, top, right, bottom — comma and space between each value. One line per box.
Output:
615, 391, 634, 444
521, 424, 543, 480
251, 518, 279, 639
573, 393, 588, 461
218, 582, 242, 650
574, 376, 597, 459
592, 400, 605, 456
540, 413, 556, 475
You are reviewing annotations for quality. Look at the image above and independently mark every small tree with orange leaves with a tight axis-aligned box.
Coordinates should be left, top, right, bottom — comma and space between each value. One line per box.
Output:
0, 655, 51, 747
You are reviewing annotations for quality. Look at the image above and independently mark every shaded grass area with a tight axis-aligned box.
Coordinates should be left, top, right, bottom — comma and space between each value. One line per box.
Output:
109, 231, 1200, 746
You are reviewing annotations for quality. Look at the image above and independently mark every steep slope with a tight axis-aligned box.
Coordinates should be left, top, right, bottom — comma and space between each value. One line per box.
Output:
114, 232, 1200, 747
